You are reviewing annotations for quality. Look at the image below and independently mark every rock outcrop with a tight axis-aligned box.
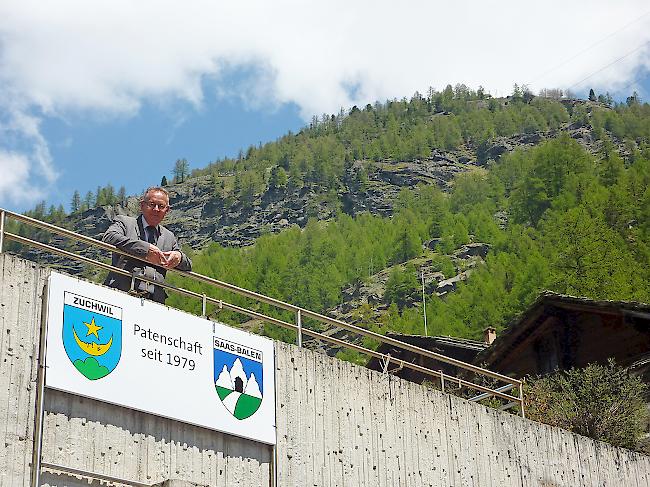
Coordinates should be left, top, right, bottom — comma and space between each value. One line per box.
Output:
37, 151, 476, 254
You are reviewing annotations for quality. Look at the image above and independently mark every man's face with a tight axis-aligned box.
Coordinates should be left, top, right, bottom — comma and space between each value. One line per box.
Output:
140, 190, 170, 227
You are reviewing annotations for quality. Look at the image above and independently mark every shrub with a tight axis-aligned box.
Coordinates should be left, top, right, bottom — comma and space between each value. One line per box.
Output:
525, 360, 647, 450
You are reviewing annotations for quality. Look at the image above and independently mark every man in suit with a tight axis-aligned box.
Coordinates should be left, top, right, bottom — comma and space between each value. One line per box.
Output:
102, 186, 192, 303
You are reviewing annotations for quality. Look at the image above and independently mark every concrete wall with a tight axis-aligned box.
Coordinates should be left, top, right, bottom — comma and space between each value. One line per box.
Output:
1, 254, 270, 487
2, 253, 650, 487
275, 342, 650, 486
0, 255, 44, 487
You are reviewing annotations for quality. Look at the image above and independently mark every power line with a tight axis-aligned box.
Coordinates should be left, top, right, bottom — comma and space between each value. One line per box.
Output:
612, 74, 649, 101
567, 40, 650, 91
528, 9, 650, 86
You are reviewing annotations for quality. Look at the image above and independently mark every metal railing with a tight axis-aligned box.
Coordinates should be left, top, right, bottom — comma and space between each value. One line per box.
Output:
0, 207, 524, 415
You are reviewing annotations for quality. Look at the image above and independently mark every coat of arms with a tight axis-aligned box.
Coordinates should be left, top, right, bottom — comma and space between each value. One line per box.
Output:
62, 292, 122, 380
213, 337, 263, 420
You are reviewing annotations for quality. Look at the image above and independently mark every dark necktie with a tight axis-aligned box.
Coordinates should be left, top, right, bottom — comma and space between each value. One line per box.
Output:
146, 225, 157, 245
143, 225, 158, 293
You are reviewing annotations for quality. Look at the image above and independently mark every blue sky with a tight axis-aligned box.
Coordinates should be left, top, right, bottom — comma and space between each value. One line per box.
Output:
39, 76, 305, 210
1, 1, 649, 213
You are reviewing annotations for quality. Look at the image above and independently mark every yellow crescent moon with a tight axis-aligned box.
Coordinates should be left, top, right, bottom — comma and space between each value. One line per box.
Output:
73, 328, 113, 356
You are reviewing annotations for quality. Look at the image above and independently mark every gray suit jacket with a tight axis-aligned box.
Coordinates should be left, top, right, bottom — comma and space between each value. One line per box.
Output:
102, 214, 192, 303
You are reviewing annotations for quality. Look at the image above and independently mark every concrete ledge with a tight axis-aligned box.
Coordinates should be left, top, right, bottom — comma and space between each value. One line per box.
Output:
155, 480, 208, 487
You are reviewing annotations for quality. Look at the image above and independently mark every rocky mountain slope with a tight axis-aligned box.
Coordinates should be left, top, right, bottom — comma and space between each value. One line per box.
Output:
60, 110, 609, 253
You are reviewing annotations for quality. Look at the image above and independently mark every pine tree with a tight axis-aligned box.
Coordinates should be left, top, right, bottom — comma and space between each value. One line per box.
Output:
173, 158, 190, 183
71, 190, 81, 213
161, 176, 168, 186
32, 201, 46, 218
104, 183, 115, 205
522, 85, 534, 104
588, 89, 596, 102
626, 91, 640, 107
392, 225, 420, 264
83, 191, 94, 210
269, 166, 288, 190
117, 186, 127, 206
56, 204, 66, 223
384, 264, 419, 308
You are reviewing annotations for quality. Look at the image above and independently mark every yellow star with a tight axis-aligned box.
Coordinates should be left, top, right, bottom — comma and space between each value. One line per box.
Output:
83, 317, 103, 340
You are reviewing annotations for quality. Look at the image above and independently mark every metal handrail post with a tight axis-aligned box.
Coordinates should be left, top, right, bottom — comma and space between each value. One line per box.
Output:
420, 270, 427, 336
296, 309, 302, 348
270, 446, 278, 487
31, 280, 49, 487
0, 209, 5, 253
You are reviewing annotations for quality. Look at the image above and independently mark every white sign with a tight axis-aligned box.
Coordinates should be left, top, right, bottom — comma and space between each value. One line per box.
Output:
45, 271, 276, 445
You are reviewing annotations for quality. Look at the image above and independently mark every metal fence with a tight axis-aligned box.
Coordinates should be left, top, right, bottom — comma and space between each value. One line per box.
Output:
0, 207, 524, 416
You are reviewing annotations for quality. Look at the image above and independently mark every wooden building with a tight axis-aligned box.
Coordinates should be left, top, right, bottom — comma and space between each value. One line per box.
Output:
368, 292, 650, 385
475, 292, 650, 382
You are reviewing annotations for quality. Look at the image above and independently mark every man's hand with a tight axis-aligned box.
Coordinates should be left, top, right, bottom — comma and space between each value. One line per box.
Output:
162, 250, 182, 269
145, 244, 167, 266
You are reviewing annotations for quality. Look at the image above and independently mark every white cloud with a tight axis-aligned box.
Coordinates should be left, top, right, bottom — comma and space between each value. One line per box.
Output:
0, 0, 649, 205
0, 150, 44, 204
7, 110, 58, 182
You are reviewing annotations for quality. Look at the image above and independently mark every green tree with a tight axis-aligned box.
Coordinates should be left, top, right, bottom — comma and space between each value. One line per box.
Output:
104, 184, 116, 205
452, 217, 470, 247
117, 185, 126, 206
239, 171, 264, 208
173, 158, 190, 183
522, 85, 534, 104
56, 204, 66, 223
83, 191, 94, 210
450, 172, 497, 213
571, 104, 589, 127
599, 148, 624, 187
391, 224, 420, 264
161, 176, 168, 186
522, 114, 541, 133
588, 88, 596, 102
269, 166, 288, 190
430, 254, 455, 278
384, 264, 419, 308
510, 135, 592, 225
287, 165, 303, 192
71, 190, 81, 214
626, 91, 640, 107
540, 206, 635, 299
